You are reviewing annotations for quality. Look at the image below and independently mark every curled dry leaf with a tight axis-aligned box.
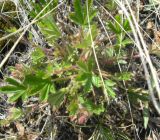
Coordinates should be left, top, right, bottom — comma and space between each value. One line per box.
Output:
150, 31, 160, 57
146, 21, 154, 30
16, 122, 25, 136
70, 108, 90, 125
11, 64, 24, 80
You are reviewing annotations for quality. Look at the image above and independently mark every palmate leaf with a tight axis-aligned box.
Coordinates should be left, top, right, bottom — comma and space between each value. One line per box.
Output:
70, 13, 83, 25
76, 51, 94, 74
87, 57, 94, 71
83, 9, 97, 25
75, 36, 91, 48
38, 15, 61, 42
90, 77, 116, 98
27, 0, 61, 44
30, 84, 45, 96
111, 14, 123, 34
88, 9, 97, 21
0, 77, 28, 102
69, 0, 97, 26
23, 74, 55, 101
76, 69, 93, 92
21, 91, 29, 101
77, 72, 93, 93
0, 72, 55, 102
43, 63, 54, 79
108, 14, 131, 35
31, 47, 45, 64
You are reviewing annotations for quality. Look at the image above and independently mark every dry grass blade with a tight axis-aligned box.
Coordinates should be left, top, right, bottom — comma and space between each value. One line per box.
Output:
86, 0, 109, 102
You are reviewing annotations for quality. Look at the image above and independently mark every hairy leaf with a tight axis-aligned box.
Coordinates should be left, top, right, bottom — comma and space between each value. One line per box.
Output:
48, 91, 65, 107
92, 75, 101, 88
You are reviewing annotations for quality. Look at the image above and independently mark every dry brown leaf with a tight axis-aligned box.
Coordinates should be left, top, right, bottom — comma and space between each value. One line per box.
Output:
11, 64, 24, 80
26, 133, 38, 140
146, 21, 154, 30
16, 122, 25, 136
17, 133, 38, 140
70, 108, 91, 125
150, 31, 160, 57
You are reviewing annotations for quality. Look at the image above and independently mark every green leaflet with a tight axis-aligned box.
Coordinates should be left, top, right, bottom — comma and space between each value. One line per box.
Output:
5, 78, 24, 88
73, 0, 84, 24
92, 75, 101, 88
9, 92, 24, 102
104, 79, 116, 87
104, 80, 116, 98
69, 0, 97, 26
0, 85, 24, 93
40, 84, 50, 101
79, 97, 105, 115
128, 88, 149, 103
48, 90, 65, 108
68, 99, 79, 115
115, 72, 132, 81
31, 47, 45, 64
